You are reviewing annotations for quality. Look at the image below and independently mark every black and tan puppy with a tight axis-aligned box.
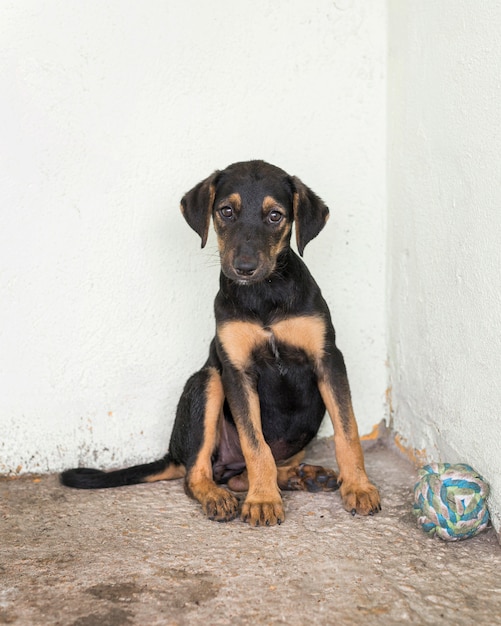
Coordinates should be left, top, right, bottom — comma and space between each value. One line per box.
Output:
61, 160, 381, 526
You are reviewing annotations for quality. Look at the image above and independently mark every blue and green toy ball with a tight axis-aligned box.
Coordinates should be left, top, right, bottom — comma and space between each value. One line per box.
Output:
413, 463, 490, 541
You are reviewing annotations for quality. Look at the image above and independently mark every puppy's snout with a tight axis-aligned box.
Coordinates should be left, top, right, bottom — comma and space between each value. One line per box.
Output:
232, 240, 259, 277
234, 254, 258, 277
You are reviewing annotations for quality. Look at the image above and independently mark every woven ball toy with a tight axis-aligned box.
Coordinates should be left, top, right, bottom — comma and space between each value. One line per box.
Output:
413, 463, 490, 541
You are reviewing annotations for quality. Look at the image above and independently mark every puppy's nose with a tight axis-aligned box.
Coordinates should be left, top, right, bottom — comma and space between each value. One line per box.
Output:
234, 255, 258, 276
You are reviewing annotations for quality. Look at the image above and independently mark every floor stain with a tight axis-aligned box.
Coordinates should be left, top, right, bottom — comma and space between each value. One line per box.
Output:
72, 607, 133, 626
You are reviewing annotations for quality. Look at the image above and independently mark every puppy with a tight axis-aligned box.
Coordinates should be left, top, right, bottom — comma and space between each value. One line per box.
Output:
61, 160, 381, 526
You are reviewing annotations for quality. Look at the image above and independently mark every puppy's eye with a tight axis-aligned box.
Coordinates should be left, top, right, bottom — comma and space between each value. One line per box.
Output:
220, 206, 234, 219
268, 210, 283, 224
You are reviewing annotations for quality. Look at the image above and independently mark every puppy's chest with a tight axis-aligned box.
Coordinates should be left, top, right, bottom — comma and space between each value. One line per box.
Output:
217, 316, 325, 372
256, 329, 309, 375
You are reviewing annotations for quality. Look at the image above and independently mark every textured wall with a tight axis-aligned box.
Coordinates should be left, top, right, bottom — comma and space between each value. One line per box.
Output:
388, 2, 501, 533
0, 1, 387, 472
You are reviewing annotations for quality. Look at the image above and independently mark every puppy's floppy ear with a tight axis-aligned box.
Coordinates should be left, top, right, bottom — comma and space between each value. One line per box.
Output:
290, 176, 329, 256
180, 170, 220, 248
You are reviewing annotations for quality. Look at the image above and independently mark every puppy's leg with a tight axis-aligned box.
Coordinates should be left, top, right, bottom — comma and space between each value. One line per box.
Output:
181, 367, 239, 522
225, 379, 284, 526
218, 321, 284, 526
270, 315, 378, 513
318, 349, 381, 515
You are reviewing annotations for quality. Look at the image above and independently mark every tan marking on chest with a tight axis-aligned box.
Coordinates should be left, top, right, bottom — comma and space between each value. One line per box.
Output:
218, 315, 326, 369
270, 315, 326, 359
218, 321, 270, 369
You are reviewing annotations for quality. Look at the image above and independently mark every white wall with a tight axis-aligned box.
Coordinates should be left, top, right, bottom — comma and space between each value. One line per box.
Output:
388, 1, 501, 533
0, 1, 387, 473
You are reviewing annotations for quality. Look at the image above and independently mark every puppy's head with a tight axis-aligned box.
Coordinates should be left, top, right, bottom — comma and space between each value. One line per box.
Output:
180, 160, 329, 284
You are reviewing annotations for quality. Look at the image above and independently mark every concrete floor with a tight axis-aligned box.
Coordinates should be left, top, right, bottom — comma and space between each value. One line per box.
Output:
1, 437, 501, 626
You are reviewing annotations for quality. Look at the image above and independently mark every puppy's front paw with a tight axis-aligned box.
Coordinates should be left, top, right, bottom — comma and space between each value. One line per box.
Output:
241, 498, 285, 527
202, 488, 240, 522
340, 481, 381, 516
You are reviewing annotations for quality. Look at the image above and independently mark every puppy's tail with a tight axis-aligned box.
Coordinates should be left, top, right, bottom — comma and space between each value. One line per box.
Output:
60, 454, 185, 489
